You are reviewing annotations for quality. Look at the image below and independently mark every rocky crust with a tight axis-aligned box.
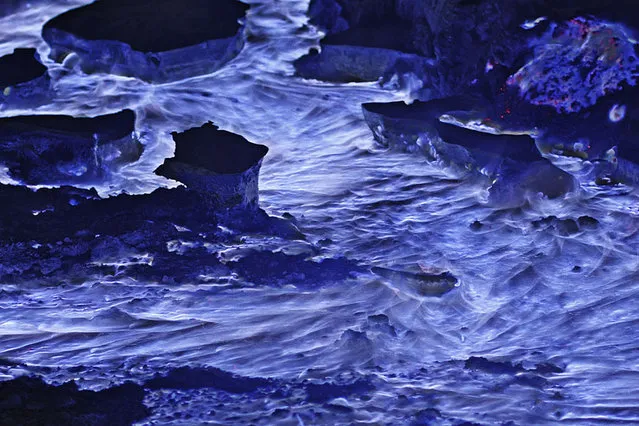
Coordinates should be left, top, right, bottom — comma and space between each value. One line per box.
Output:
42, 0, 249, 82
0, 110, 142, 185
156, 122, 269, 210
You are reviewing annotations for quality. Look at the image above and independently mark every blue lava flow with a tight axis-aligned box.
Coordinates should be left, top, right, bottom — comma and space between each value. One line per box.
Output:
1, 0, 639, 425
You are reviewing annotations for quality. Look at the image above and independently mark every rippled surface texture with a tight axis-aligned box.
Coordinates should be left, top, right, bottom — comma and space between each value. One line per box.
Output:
1, 1, 639, 425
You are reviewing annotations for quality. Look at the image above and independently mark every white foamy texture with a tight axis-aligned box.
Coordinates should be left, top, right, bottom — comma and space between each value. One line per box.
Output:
521, 16, 547, 30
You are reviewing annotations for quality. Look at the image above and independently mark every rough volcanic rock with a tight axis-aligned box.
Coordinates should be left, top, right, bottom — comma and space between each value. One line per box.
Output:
301, 0, 639, 100
0, 185, 302, 285
296, 0, 432, 83
297, 0, 543, 89
509, 17, 639, 113
0, 109, 142, 185
296, 0, 433, 82
362, 98, 578, 204
294, 45, 433, 83
307, 0, 419, 54
0, 116, 306, 285
145, 367, 273, 393
156, 122, 269, 210
0, 376, 149, 426
42, 0, 249, 82
0, 48, 50, 107
0, 185, 210, 282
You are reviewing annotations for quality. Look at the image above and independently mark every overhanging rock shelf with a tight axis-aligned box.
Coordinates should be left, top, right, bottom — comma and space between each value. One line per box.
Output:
43, 0, 249, 82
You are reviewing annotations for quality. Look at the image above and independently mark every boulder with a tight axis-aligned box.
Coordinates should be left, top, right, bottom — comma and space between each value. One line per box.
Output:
42, 0, 249, 82
156, 123, 268, 210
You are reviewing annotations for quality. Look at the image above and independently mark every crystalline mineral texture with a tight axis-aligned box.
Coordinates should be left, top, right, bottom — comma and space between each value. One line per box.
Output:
509, 17, 639, 113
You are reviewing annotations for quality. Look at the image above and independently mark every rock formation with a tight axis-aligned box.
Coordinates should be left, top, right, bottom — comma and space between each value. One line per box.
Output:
43, 0, 249, 82
362, 98, 578, 204
156, 123, 269, 210
0, 110, 142, 185
0, 376, 148, 426
0, 48, 50, 107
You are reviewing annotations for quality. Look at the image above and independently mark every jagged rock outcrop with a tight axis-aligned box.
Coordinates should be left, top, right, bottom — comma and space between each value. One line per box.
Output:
0, 48, 50, 107
156, 123, 268, 210
42, 0, 249, 82
362, 98, 578, 204
0, 109, 142, 185
357, 0, 639, 189
0, 182, 303, 284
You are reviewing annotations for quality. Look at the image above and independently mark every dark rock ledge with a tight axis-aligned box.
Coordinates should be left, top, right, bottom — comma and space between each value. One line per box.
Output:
42, 0, 249, 82
0, 376, 148, 426
0, 109, 142, 185
294, 0, 543, 89
294, 0, 433, 83
362, 98, 577, 205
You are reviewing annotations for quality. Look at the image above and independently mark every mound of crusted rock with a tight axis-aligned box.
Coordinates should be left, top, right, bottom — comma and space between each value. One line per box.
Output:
43, 0, 249, 82
156, 122, 268, 210
0, 109, 142, 185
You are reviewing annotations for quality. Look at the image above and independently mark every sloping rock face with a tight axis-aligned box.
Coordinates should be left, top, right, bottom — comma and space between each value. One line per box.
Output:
362, 99, 578, 205
0, 110, 142, 185
0, 48, 50, 107
42, 0, 249, 82
156, 123, 269, 210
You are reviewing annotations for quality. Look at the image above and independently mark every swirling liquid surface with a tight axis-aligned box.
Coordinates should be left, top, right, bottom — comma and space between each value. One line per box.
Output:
1, 1, 638, 424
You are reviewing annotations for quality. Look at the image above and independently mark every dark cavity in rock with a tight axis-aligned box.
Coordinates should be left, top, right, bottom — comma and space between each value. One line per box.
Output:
0, 48, 47, 88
